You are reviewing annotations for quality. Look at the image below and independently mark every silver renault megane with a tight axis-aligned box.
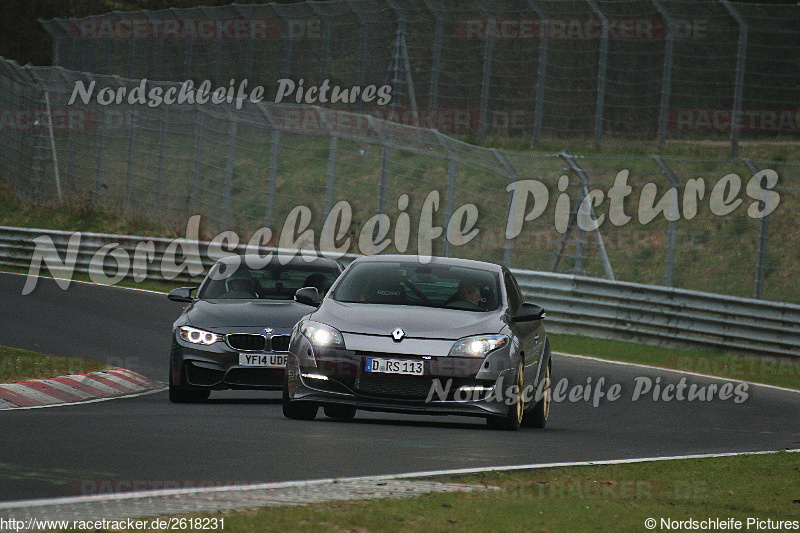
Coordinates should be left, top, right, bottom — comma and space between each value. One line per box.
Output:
283, 254, 552, 430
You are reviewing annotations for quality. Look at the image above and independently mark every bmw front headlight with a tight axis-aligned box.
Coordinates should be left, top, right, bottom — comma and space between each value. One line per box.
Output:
299, 320, 346, 349
449, 334, 509, 357
179, 326, 220, 346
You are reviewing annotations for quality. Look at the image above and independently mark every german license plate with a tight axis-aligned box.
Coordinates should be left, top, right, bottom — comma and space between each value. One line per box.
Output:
365, 358, 424, 375
239, 353, 286, 367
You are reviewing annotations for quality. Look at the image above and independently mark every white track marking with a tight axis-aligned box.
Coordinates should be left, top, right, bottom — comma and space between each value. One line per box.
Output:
0, 448, 796, 510
555, 351, 800, 395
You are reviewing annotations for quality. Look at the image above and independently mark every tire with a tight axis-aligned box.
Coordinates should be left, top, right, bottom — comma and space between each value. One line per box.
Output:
282, 376, 319, 420
486, 359, 525, 431
323, 403, 357, 420
168, 366, 210, 403
523, 360, 551, 429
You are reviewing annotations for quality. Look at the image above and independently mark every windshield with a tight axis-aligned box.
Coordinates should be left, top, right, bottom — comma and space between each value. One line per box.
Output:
198, 263, 340, 300
333, 261, 500, 311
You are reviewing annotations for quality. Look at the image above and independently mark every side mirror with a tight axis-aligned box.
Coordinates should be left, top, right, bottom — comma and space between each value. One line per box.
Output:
295, 287, 321, 307
512, 302, 546, 322
168, 287, 197, 303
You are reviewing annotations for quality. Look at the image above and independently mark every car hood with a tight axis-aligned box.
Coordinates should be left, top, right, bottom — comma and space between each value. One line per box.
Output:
311, 300, 506, 340
186, 299, 314, 329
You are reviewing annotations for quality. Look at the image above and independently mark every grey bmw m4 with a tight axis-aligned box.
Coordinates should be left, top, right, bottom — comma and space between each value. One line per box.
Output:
167, 254, 343, 403
283, 254, 552, 430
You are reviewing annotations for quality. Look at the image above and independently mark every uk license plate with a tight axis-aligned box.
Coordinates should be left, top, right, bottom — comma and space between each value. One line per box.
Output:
239, 353, 286, 367
365, 358, 424, 375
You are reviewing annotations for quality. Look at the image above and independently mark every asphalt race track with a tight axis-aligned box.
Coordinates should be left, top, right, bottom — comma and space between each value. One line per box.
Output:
1, 272, 798, 503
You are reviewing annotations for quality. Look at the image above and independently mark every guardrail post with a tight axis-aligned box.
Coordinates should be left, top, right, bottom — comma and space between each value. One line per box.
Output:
651, 0, 675, 151
721, 0, 748, 158
742, 158, 769, 300
653, 156, 680, 287
586, 0, 609, 150
492, 149, 518, 267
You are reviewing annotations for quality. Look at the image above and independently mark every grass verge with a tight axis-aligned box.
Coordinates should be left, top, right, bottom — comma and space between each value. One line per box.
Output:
57, 451, 799, 532
0, 345, 110, 384
549, 333, 800, 391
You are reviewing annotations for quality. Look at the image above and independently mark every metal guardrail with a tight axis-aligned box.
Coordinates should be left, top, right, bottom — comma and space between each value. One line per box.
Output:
2, 226, 798, 357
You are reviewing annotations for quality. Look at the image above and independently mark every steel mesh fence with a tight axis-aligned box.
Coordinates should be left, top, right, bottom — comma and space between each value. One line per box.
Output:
37, 0, 800, 151
1, 58, 798, 303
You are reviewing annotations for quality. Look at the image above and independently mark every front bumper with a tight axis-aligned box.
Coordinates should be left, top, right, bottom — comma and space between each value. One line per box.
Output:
171, 331, 288, 390
285, 348, 518, 418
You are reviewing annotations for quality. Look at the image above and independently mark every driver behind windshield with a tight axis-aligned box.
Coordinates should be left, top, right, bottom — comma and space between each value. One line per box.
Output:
453, 281, 481, 307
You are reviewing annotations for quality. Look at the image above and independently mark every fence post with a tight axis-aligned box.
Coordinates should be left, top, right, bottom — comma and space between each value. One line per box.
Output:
155, 106, 168, 217
265, 129, 281, 229
93, 109, 107, 208
527, 0, 549, 146
33, 118, 47, 205
421, 0, 443, 111
473, 0, 495, 141
557, 151, 614, 280
586, 0, 608, 150
653, 156, 680, 287
651, 0, 675, 151
221, 111, 238, 229
387, 0, 420, 127
721, 0, 747, 158
435, 132, 457, 257
124, 107, 137, 214
143, 11, 164, 81
126, 32, 138, 79
190, 112, 205, 210
308, 3, 332, 81
346, 0, 370, 113
742, 158, 769, 300
492, 149, 518, 267
28, 68, 63, 203
378, 145, 391, 214
324, 135, 338, 220
232, 5, 256, 82
272, 5, 295, 79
